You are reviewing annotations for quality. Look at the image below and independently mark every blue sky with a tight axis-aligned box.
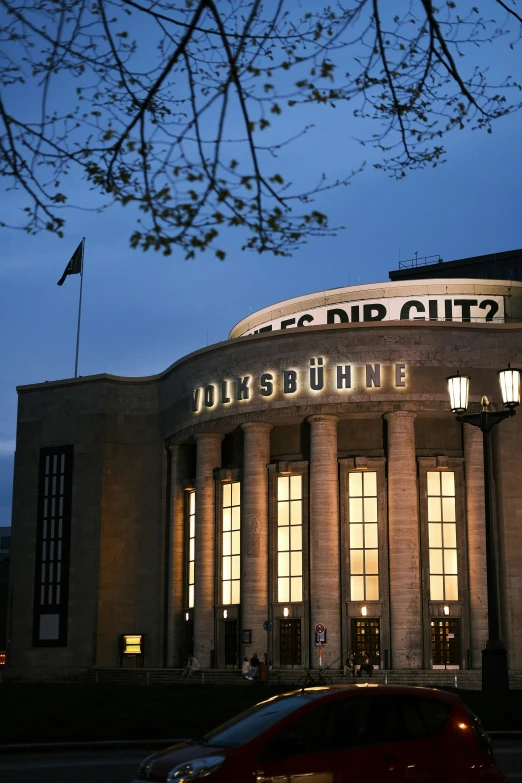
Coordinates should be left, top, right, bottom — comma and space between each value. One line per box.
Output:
1, 9, 522, 528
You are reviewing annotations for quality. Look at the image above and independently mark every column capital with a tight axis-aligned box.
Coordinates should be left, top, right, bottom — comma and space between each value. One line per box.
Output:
241, 421, 273, 432
307, 414, 339, 424
194, 432, 224, 442
383, 410, 417, 421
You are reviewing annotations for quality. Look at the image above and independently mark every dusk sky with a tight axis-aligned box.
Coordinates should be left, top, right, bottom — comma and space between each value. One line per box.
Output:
1, 6, 522, 529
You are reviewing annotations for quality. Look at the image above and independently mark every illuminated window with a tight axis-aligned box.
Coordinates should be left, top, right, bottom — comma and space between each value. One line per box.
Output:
187, 491, 196, 608
427, 471, 458, 601
277, 475, 303, 603
349, 471, 379, 601
222, 481, 241, 605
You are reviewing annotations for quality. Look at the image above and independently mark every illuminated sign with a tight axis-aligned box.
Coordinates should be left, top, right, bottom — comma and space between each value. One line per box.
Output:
122, 634, 143, 655
191, 359, 407, 414
240, 295, 505, 335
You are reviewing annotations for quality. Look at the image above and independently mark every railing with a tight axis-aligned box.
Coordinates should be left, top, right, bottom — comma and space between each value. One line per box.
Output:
398, 254, 443, 269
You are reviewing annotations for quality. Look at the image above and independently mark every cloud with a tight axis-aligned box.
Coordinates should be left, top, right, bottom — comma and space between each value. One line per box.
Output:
0, 440, 15, 456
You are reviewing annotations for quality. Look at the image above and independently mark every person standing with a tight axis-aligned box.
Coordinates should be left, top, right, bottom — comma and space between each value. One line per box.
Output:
250, 652, 260, 678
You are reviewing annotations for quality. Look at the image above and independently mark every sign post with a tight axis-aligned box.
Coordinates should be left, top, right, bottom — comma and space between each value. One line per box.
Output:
315, 624, 325, 667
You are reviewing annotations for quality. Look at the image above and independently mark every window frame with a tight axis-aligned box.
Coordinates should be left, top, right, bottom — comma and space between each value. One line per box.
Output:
268, 461, 309, 667
220, 479, 242, 607
32, 445, 73, 647
184, 487, 196, 609
418, 457, 469, 668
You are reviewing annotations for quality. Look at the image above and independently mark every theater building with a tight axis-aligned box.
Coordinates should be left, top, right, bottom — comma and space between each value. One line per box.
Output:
6, 249, 522, 679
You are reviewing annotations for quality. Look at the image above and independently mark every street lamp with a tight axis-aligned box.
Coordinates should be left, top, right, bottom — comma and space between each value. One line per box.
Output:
447, 366, 520, 691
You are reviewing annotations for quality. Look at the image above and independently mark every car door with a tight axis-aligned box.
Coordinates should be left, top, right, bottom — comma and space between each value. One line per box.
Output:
389, 696, 452, 783
254, 695, 405, 783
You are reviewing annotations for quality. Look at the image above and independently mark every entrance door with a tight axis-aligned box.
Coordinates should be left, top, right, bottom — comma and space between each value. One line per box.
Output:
280, 619, 301, 666
183, 619, 194, 664
351, 618, 380, 668
224, 620, 237, 667
431, 618, 460, 668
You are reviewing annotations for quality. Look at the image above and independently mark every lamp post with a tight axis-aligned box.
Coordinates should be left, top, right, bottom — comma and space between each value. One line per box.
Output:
447, 367, 520, 691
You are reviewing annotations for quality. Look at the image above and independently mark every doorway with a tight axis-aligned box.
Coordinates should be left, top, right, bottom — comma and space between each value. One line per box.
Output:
351, 618, 380, 668
183, 619, 194, 664
280, 619, 301, 666
224, 620, 238, 667
431, 618, 460, 668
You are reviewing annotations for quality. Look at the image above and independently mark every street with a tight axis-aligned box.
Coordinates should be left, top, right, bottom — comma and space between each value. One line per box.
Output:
0, 740, 520, 782
0, 749, 146, 783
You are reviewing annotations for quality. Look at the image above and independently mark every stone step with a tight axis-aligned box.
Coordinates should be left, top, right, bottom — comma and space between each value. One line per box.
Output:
89, 668, 521, 691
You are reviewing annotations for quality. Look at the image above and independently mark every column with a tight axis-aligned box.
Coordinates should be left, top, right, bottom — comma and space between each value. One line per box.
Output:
464, 425, 488, 667
193, 433, 223, 667
384, 411, 422, 668
308, 414, 340, 668
167, 445, 190, 668
241, 422, 272, 656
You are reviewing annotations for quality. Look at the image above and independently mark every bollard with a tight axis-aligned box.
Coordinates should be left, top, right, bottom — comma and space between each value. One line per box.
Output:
202, 672, 205, 684
147, 671, 150, 685
385, 673, 388, 684
454, 674, 458, 689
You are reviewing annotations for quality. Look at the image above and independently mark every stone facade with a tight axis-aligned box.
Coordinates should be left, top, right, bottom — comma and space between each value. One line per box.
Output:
5, 280, 522, 678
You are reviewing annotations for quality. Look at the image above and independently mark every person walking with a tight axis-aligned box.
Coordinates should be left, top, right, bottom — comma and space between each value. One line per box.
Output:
181, 655, 200, 679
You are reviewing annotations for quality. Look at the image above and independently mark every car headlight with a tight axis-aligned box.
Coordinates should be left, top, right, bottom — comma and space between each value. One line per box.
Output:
166, 755, 226, 781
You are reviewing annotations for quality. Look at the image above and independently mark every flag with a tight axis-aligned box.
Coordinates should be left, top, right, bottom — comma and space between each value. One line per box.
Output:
57, 241, 83, 286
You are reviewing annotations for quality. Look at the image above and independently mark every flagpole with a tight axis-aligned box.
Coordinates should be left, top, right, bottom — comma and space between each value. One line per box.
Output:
74, 238, 85, 378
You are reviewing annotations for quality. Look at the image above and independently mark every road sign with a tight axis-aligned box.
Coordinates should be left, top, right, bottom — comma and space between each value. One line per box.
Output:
263, 620, 274, 632
315, 623, 325, 634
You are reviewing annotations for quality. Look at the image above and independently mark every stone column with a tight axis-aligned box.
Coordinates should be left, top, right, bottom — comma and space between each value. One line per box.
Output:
464, 425, 488, 667
241, 422, 272, 656
384, 411, 422, 668
308, 414, 340, 668
193, 433, 223, 667
167, 445, 190, 668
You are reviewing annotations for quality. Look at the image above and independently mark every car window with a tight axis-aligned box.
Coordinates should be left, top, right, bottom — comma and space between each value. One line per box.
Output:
327, 697, 401, 748
398, 698, 452, 740
203, 694, 317, 749
258, 702, 331, 760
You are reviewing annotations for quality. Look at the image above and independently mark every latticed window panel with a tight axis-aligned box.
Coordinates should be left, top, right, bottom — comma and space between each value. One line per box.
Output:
187, 491, 196, 608
348, 471, 379, 601
277, 475, 303, 603
222, 481, 240, 605
33, 446, 73, 646
427, 471, 458, 601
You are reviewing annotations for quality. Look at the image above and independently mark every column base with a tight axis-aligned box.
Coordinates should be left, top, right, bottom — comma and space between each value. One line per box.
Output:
481, 645, 509, 692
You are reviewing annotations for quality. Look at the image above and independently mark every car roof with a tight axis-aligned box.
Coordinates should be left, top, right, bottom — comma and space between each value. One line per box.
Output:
276, 684, 459, 703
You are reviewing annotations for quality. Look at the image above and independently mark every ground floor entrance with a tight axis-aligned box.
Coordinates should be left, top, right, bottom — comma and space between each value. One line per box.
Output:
279, 619, 301, 666
431, 618, 460, 668
351, 618, 380, 668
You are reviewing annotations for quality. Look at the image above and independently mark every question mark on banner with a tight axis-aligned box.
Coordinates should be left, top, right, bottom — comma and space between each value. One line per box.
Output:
479, 300, 499, 322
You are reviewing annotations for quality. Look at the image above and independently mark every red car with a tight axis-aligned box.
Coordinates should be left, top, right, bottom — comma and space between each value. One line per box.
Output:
132, 684, 507, 782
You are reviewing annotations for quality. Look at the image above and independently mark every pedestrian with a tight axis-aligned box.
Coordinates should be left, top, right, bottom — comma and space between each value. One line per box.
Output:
242, 657, 254, 680
264, 652, 272, 670
181, 655, 200, 679
343, 652, 356, 679
250, 651, 260, 678
357, 651, 373, 678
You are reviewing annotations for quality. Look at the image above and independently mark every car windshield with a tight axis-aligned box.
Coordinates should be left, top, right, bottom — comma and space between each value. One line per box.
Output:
202, 693, 318, 749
